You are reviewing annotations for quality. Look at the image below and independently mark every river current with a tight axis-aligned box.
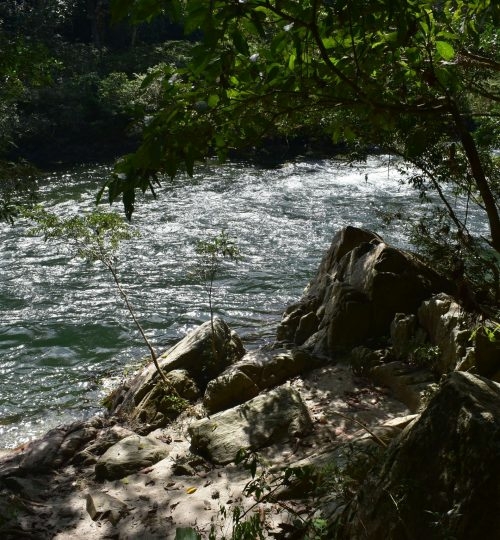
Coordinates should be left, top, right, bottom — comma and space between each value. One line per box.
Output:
0, 157, 487, 448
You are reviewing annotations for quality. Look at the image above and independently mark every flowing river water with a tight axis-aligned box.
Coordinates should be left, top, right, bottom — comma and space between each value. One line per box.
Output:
0, 157, 488, 448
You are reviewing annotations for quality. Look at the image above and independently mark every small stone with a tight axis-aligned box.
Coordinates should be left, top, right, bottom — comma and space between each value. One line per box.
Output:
86, 491, 129, 526
173, 463, 196, 476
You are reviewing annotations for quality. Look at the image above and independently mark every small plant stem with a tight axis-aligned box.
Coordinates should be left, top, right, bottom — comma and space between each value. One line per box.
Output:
99, 245, 170, 386
331, 411, 388, 448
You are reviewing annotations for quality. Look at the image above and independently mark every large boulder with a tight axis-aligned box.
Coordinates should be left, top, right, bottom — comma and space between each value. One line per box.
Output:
277, 226, 450, 357
390, 294, 498, 378
73, 425, 136, 465
203, 347, 321, 414
390, 313, 426, 360
189, 386, 313, 464
340, 372, 500, 539
112, 318, 245, 428
474, 322, 500, 378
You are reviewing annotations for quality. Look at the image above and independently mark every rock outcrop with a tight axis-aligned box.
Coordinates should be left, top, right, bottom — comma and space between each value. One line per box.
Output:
341, 372, 500, 540
277, 226, 450, 356
1, 225, 497, 540
203, 347, 321, 414
472, 322, 500, 378
189, 386, 313, 464
110, 318, 245, 431
389, 293, 499, 379
417, 293, 474, 374
0, 417, 106, 477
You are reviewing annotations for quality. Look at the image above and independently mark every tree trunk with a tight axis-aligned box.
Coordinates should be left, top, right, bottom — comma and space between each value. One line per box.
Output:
87, 0, 106, 48
450, 103, 500, 254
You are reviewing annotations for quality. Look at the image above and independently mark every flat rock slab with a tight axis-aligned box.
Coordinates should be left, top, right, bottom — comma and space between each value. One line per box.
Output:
369, 361, 436, 412
189, 386, 313, 464
95, 434, 170, 481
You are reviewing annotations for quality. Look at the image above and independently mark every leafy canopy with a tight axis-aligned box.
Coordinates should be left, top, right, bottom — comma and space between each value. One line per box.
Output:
105, 0, 500, 257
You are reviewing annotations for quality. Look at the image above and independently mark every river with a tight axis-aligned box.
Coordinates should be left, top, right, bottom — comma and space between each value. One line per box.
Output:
0, 156, 487, 448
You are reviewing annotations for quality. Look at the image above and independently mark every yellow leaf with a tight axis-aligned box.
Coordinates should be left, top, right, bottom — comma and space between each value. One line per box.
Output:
186, 487, 197, 494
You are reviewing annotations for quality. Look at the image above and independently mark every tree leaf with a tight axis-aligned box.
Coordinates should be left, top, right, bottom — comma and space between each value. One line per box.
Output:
175, 527, 201, 540
208, 94, 220, 108
436, 40, 455, 61
232, 30, 249, 56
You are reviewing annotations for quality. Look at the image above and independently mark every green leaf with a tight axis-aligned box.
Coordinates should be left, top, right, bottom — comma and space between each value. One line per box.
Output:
140, 68, 163, 90
322, 37, 336, 49
208, 94, 220, 108
436, 40, 455, 61
232, 31, 249, 56
406, 128, 429, 158
174, 527, 202, 539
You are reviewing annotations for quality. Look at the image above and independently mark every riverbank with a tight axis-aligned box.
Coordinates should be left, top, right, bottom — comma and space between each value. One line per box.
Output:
2, 226, 499, 539
0, 361, 413, 539
1, 157, 424, 450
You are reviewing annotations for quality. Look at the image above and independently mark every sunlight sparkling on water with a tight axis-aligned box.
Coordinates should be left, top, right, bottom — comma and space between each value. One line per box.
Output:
0, 157, 488, 447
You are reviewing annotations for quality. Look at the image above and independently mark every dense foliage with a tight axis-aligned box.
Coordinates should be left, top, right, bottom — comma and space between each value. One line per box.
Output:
0, 1, 193, 164
0, 0, 193, 220
103, 2, 499, 278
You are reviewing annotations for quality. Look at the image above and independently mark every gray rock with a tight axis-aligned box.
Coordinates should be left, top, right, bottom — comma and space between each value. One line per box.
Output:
73, 425, 135, 465
341, 372, 500, 539
390, 313, 427, 360
86, 490, 129, 525
95, 434, 169, 481
350, 346, 385, 376
474, 323, 500, 377
112, 319, 245, 424
54, 425, 100, 466
295, 311, 320, 345
0, 418, 104, 477
418, 293, 473, 374
203, 369, 260, 414
166, 369, 201, 401
203, 348, 321, 414
278, 226, 450, 356
156, 319, 244, 387
2, 475, 49, 500
260, 349, 319, 389
189, 386, 313, 464
369, 360, 436, 412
